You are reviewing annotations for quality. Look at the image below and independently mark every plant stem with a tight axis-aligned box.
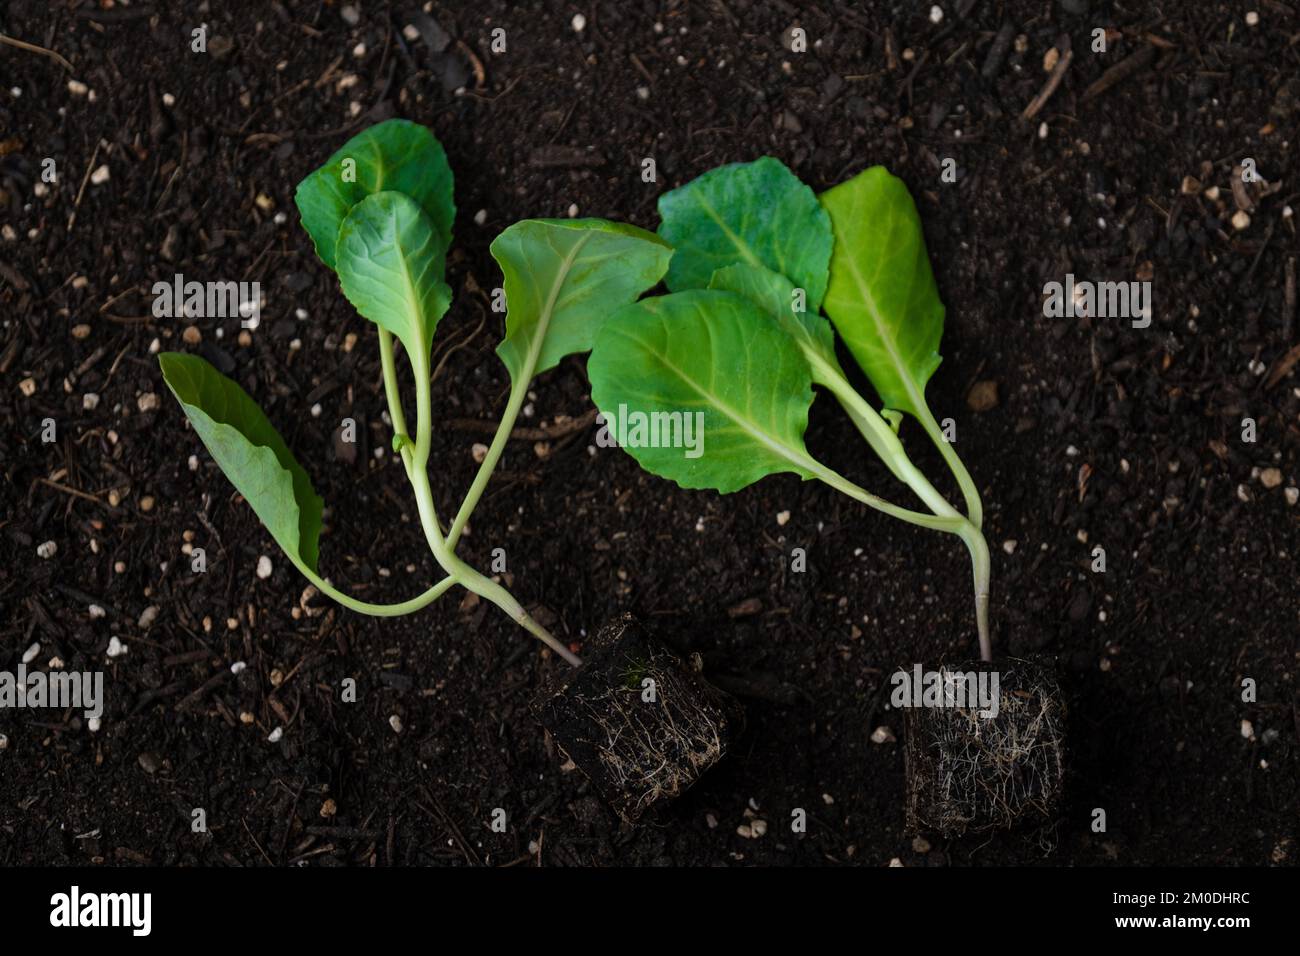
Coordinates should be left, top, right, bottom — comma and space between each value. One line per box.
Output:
292, 560, 456, 616
446, 236, 590, 551
957, 521, 992, 662
915, 402, 984, 530
378, 329, 409, 443
410, 334, 434, 470
407, 456, 581, 667
812, 465, 992, 662
807, 461, 968, 534
445, 378, 526, 552
379, 337, 581, 667
818, 368, 961, 520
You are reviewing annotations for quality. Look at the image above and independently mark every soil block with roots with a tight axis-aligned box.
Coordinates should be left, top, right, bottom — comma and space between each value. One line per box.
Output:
903, 657, 1066, 838
535, 614, 744, 824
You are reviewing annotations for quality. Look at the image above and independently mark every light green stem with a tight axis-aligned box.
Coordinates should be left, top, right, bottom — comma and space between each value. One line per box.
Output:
377, 332, 581, 668
807, 462, 967, 534
447, 235, 588, 551
816, 362, 961, 521
407, 459, 581, 667
816, 463, 992, 661
815, 363, 991, 658
290, 558, 456, 616
958, 522, 993, 662
379, 328, 419, 477
378, 329, 409, 442
916, 402, 983, 530
445, 378, 527, 552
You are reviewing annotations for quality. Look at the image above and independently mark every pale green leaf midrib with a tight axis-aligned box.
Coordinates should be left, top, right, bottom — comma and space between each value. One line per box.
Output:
391, 214, 434, 348
696, 194, 765, 272
833, 229, 929, 415
616, 330, 813, 475
515, 232, 592, 379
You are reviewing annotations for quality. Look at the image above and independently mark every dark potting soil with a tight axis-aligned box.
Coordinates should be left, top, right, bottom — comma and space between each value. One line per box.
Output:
1, 1, 1297, 866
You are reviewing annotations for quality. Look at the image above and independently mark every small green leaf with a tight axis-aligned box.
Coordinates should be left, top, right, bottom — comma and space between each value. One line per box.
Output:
295, 118, 455, 271
658, 157, 832, 311
820, 166, 945, 420
159, 353, 323, 572
392, 433, 413, 454
335, 191, 452, 362
493, 219, 672, 385
588, 289, 816, 494
707, 262, 844, 385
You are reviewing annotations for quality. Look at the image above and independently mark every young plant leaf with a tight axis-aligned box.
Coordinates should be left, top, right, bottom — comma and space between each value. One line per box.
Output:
493, 219, 672, 385
158, 352, 323, 572
295, 118, 455, 271
707, 262, 844, 385
335, 191, 452, 362
820, 166, 945, 420
658, 157, 832, 310
708, 262, 916, 485
588, 289, 817, 494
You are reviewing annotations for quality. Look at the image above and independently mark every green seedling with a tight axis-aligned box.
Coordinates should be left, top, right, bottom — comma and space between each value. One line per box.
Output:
160, 119, 671, 667
588, 158, 992, 661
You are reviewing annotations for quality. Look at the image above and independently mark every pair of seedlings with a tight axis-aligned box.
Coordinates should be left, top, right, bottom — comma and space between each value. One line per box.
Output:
161, 120, 670, 668
162, 120, 1059, 832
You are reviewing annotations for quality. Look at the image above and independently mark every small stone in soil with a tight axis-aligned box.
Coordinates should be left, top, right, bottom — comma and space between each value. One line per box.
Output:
137, 752, 161, 774
966, 380, 1000, 412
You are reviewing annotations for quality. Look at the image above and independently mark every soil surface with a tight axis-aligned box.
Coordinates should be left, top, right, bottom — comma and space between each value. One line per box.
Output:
2, 0, 1297, 866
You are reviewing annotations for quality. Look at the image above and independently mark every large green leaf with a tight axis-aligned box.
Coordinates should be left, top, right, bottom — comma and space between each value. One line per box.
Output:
657, 157, 832, 311
588, 289, 816, 494
335, 191, 451, 362
710, 263, 917, 483
295, 118, 455, 271
707, 262, 844, 386
158, 353, 323, 572
820, 166, 945, 419
493, 219, 672, 385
